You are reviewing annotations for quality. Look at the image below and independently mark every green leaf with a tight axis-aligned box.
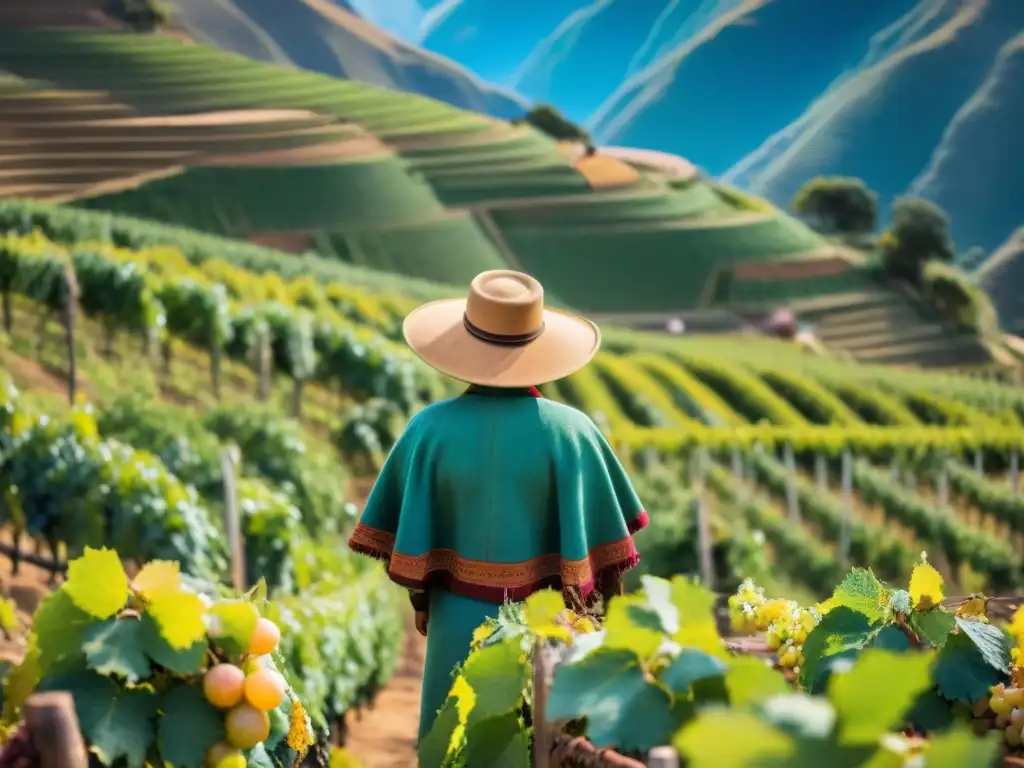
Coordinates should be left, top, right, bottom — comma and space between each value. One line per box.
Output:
910, 610, 956, 647
547, 648, 675, 750
869, 626, 911, 652
828, 649, 934, 745
667, 577, 724, 658
418, 696, 460, 768
674, 709, 794, 767
82, 619, 150, 683
158, 684, 226, 768
39, 672, 158, 768
823, 569, 888, 624
245, 743, 275, 768
955, 617, 1009, 671
659, 649, 728, 695
759, 693, 836, 740
32, 589, 95, 676
141, 614, 205, 676
724, 656, 790, 709
924, 724, 1002, 768
933, 633, 1003, 704
208, 600, 259, 658
64, 548, 129, 620
602, 595, 664, 660
462, 639, 527, 725
462, 712, 529, 768
801, 607, 875, 692
905, 689, 955, 732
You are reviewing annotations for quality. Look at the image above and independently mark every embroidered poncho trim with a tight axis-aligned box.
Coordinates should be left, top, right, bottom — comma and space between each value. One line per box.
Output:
348, 385, 648, 603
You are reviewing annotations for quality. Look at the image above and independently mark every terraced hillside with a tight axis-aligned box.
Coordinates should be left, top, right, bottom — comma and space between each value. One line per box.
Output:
4, 201, 1024, 608
0, 27, 856, 310
978, 227, 1024, 339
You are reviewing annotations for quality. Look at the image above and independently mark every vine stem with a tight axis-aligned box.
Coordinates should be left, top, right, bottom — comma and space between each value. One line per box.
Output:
895, 613, 921, 646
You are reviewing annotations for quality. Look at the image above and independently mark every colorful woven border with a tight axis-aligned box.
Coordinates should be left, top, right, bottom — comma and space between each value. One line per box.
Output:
348, 510, 648, 602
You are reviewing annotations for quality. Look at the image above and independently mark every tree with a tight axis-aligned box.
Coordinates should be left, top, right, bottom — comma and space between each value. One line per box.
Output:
792, 177, 878, 234
518, 104, 590, 143
879, 197, 956, 284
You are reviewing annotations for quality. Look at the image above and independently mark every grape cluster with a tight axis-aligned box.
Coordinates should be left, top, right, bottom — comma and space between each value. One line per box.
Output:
203, 617, 285, 767
973, 684, 1024, 748
727, 579, 819, 674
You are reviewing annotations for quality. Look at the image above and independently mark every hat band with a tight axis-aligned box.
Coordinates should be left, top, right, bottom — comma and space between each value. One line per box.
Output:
463, 313, 544, 347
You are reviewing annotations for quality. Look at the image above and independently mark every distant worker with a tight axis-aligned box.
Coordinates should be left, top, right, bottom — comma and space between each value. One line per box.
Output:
347, 269, 648, 742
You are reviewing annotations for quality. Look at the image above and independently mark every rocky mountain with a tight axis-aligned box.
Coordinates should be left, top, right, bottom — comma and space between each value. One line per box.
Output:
348, 0, 1023, 256
169, 0, 526, 118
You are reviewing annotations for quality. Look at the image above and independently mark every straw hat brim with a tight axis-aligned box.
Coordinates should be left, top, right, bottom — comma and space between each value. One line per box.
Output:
403, 298, 601, 387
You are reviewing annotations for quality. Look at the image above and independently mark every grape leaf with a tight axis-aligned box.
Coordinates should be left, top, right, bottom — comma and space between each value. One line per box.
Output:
801, 607, 875, 692
64, 548, 129, 620
148, 590, 207, 651
547, 648, 674, 750
39, 671, 158, 768
724, 656, 789, 709
639, 575, 678, 634
523, 589, 564, 628
819, 569, 888, 624
909, 562, 944, 611
924, 724, 1001, 767
462, 712, 529, 768
2, 645, 40, 722
909, 610, 956, 648
82, 618, 150, 683
760, 693, 836, 740
461, 639, 527, 725
659, 649, 728, 695
141, 613, 206, 675
32, 589, 95, 676
905, 689, 954, 732
132, 560, 180, 600
667, 577, 724, 659
954, 617, 1009, 671
828, 649, 934, 745
417, 696, 460, 768
158, 684, 226, 768
207, 600, 259, 657
674, 709, 794, 767
603, 595, 663, 660
868, 626, 911, 652
245, 743, 275, 768
933, 633, 1003, 704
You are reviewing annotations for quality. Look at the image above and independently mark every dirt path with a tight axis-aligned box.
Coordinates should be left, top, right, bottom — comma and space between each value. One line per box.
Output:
344, 617, 425, 767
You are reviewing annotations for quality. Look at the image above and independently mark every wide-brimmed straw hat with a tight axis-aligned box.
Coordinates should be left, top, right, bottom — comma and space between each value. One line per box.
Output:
403, 270, 601, 387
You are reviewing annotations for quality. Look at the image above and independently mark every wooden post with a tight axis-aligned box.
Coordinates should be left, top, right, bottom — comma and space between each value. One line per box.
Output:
36, 311, 47, 359
210, 347, 222, 401
24, 692, 88, 768
1011, 451, 1020, 498
783, 443, 800, 524
160, 339, 173, 387
815, 453, 827, 491
693, 450, 715, 591
532, 644, 558, 768
648, 746, 681, 768
10, 528, 22, 576
257, 330, 271, 402
730, 448, 743, 490
889, 457, 899, 483
220, 447, 245, 591
62, 269, 78, 406
936, 462, 949, 513
839, 449, 852, 570
1, 291, 11, 334
974, 450, 983, 475
291, 377, 304, 419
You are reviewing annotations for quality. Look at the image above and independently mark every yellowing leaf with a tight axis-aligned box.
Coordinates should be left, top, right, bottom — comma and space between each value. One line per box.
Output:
1009, 607, 1024, 639
909, 563, 944, 611
288, 698, 315, 756
147, 590, 207, 650
328, 748, 365, 768
133, 561, 181, 600
524, 589, 571, 643
65, 548, 129, 619
954, 597, 989, 623
470, 624, 493, 650
451, 674, 476, 724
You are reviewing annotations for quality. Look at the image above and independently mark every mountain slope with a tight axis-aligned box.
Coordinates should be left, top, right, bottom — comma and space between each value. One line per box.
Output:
976, 227, 1024, 337
170, 0, 528, 118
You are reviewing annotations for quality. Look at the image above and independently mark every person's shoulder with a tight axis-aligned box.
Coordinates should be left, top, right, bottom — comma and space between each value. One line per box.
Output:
537, 398, 601, 435
405, 397, 458, 428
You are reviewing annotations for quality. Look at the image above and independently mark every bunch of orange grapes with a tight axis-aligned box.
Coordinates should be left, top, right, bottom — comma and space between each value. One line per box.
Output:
203, 617, 285, 767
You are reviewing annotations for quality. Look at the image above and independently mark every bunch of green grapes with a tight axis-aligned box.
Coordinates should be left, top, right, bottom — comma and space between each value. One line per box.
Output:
727, 579, 768, 634
203, 618, 287, 767
974, 684, 1024, 749
766, 605, 816, 672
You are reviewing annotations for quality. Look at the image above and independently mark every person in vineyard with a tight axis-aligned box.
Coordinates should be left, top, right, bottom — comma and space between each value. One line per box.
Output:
347, 269, 649, 741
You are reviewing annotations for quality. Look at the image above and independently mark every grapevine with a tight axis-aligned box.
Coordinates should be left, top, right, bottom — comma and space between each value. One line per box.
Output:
1, 549, 315, 768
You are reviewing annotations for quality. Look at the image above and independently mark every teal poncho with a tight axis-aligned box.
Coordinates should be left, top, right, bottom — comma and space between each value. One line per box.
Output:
348, 386, 647, 739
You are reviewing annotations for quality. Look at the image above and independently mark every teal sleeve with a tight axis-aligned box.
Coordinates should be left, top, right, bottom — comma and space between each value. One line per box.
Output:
553, 415, 648, 563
